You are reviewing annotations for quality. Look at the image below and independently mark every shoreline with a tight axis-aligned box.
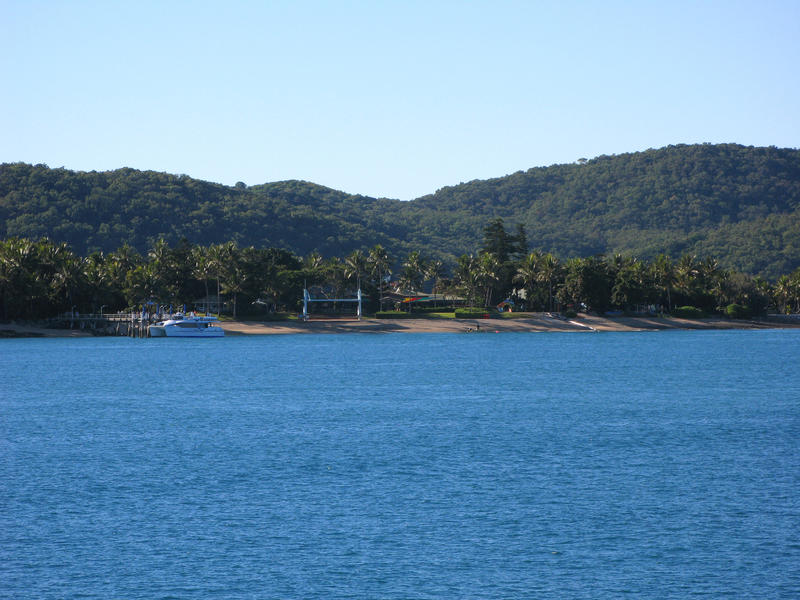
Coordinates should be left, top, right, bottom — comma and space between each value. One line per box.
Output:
4, 314, 799, 338
220, 314, 800, 335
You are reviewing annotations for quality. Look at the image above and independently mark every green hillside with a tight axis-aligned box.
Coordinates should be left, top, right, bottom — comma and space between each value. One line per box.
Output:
0, 165, 403, 259
2, 143, 799, 278
407, 144, 800, 278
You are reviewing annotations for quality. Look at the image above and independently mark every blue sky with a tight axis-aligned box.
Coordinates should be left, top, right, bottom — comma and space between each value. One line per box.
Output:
2, 1, 798, 200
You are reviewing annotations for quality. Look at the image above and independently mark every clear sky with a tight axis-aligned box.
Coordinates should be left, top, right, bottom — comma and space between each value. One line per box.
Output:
2, 1, 799, 200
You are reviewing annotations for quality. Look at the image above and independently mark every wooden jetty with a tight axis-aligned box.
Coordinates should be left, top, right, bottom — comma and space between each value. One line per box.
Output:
46, 312, 163, 337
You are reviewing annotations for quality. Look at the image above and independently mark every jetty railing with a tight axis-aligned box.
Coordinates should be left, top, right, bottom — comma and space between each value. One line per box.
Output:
47, 311, 166, 337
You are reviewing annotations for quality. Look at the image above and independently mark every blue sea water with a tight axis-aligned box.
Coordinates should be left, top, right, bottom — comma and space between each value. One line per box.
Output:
1, 330, 799, 599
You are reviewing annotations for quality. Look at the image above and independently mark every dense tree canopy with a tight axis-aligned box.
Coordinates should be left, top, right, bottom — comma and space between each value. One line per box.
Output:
3, 227, 800, 322
2, 143, 799, 278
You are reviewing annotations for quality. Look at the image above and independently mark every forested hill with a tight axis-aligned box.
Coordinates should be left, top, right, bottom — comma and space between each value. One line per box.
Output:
407, 144, 800, 278
1, 143, 799, 278
0, 165, 405, 261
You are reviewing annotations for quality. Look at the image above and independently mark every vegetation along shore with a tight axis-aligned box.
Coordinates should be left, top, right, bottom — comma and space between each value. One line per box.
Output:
2, 144, 799, 333
2, 216, 799, 335
2, 144, 800, 279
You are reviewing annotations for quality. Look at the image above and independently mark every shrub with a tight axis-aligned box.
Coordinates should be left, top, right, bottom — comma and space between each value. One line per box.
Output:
563, 309, 577, 318
672, 306, 704, 318
408, 305, 454, 313
454, 309, 492, 319
375, 311, 416, 319
725, 303, 751, 319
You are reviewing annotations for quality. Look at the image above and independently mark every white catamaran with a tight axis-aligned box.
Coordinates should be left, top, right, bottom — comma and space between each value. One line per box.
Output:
148, 314, 224, 337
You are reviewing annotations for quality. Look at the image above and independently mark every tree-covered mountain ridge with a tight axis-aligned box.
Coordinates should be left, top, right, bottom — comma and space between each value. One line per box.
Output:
1, 143, 799, 278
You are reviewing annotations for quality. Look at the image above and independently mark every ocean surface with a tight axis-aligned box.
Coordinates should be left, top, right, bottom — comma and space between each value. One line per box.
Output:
1, 330, 799, 599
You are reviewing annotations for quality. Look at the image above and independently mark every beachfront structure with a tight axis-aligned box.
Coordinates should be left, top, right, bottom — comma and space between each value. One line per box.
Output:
384, 291, 466, 311
193, 295, 228, 314
302, 287, 362, 320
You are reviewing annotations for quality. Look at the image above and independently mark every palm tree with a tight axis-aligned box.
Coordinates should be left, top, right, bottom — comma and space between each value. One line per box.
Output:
124, 263, 160, 309
206, 243, 228, 316
455, 254, 480, 308
84, 251, 118, 313
110, 243, 141, 271
302, 251, 326, 291
215, 242, 248, 318
191, 245, 213, 312
0, 240, 16, 319
144, 238, 175, 304
651, 254, 675, 313
147, 237, 170, 277
514, 251, 542, 311
400, 251, 426, 294
774, 275, 792, 314
791, 268, 800, 313
426, 259, 445, 306
53, 253, 87, 312
700, 257, 726, 307
478, 252, 500, 308
107, 244, 142, 299
221, 246, 246, 319
343, 250, 367, 290
676, 254, 700, 302
773, 271, 800, 314
368, 245, 391, 311
558, 256, 612, 313
537, 253, 561, 312
43, 241, 87, 314
305, 250, 324, 271
322, 257, 346, 311
611, 259, 647, 311
0, 237, 42, 319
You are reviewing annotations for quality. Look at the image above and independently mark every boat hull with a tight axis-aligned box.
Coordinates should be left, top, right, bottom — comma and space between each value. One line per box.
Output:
147, 314, 225, 337
162, 326, 224, 337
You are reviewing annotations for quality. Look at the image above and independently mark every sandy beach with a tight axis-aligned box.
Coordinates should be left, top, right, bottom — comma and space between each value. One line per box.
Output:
220, 314, 800, 335
2, 314, 798, 338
